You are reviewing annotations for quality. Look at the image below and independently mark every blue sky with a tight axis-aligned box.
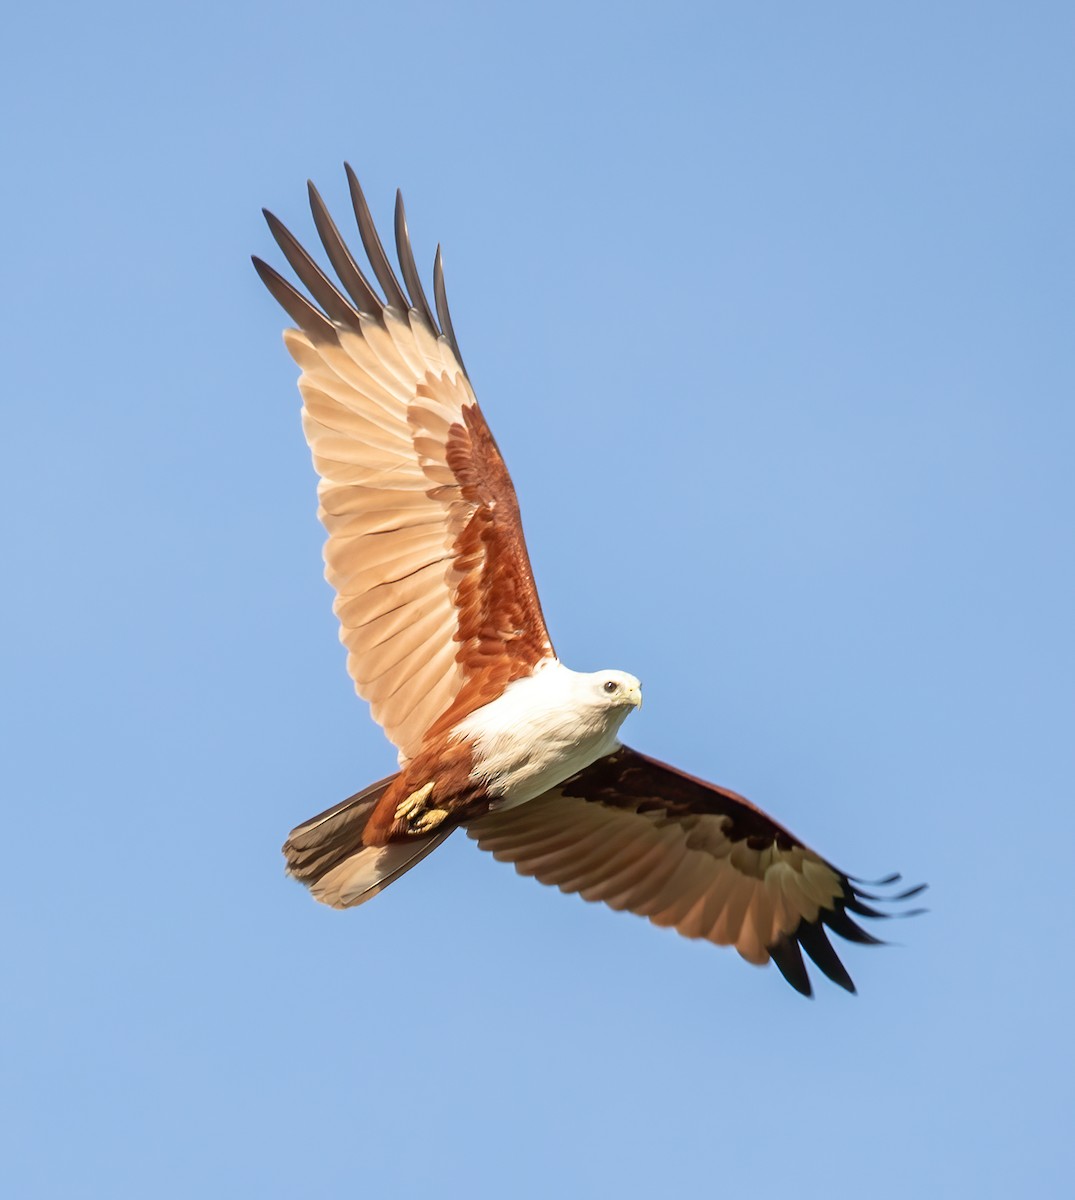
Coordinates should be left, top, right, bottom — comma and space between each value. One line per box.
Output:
3, 2, 1073, 1195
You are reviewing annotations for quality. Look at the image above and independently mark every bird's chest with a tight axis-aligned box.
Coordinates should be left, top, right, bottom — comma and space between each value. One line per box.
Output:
456, 700, 621, 810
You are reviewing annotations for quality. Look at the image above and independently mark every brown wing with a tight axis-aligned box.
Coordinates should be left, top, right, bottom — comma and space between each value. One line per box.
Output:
467, 745, 924, 995
253, 166, 554, 759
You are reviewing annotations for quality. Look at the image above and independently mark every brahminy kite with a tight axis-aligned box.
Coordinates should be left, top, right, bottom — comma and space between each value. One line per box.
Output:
253, 166, 923, 996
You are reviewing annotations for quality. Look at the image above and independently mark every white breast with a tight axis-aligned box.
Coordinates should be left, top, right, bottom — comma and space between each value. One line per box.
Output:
452, 660, 632, 808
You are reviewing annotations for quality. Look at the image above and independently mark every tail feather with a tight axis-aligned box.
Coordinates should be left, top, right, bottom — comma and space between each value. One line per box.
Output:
308, 832, 454, 908
282, 774, 454, 909
283, 774, 396, 884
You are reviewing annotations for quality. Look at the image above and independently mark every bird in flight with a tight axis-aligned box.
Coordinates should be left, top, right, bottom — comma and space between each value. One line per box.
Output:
253, 166, 923, 996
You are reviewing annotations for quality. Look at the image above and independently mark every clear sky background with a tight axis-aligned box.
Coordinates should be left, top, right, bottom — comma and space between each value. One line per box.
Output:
3, 2, 1073, 1196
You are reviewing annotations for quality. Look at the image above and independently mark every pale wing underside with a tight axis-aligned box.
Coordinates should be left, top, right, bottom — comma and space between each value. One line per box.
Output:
468, 746, 924, 995
254, 168, 554, 758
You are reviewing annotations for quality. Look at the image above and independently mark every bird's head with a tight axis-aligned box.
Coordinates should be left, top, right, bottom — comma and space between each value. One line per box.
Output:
591, 670, 643, 712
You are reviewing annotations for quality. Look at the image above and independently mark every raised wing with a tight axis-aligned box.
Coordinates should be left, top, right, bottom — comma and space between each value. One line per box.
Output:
254, 166, 554, 759
468, 746, 924, 995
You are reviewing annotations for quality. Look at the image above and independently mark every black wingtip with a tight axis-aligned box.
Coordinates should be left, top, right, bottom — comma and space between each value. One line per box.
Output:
393, 188, 439, 332
250, 252, 279, 287
894, 882, 929, 901
824, 906, 884, 946
258, 165, 470, 369
345, 164, 409, 312
769, 937, 814, 998
433, 243, 467, 372
306, 176, 384, 317
251, 255, 336, 340
797, 921, 857, 993
260, 207, 363, 329
776, 870, 927, 995
853, 882, 929, 903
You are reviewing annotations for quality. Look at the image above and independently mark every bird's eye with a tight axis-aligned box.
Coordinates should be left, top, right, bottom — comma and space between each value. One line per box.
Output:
603, 680, 618, 693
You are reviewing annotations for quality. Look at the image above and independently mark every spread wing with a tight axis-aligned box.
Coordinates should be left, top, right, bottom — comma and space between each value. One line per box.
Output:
254, 166, 555, 759
467, 746, 924, 995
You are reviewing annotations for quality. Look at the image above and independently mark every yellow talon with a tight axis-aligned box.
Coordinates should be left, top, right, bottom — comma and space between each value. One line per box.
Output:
413, 807, 450, 833
394, 781, 436, 825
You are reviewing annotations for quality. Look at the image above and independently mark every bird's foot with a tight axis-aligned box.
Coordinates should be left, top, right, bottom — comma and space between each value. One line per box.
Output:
394, 781, 449, 833
412, 806, 450, 833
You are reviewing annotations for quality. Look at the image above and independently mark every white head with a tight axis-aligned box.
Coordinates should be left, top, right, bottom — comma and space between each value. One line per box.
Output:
586, 669, 643, 713
456, 661, 643, 749
543, 667, 642, 743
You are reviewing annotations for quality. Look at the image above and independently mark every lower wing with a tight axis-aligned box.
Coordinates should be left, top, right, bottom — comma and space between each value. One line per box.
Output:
467, 745, 925, 996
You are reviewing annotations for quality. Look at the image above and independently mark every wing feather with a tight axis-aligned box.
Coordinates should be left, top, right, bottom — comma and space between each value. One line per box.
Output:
394, 190, 439, 335
345, 163, 409, 313
307, 180, 383, 317
432, 245, 466, 371
300, 394, 413, 451
257, 170, 555, 758
468, 745, 924, 994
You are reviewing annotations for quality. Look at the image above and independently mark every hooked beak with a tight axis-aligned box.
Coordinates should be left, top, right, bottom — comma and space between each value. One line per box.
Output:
628, 684, 643, 711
